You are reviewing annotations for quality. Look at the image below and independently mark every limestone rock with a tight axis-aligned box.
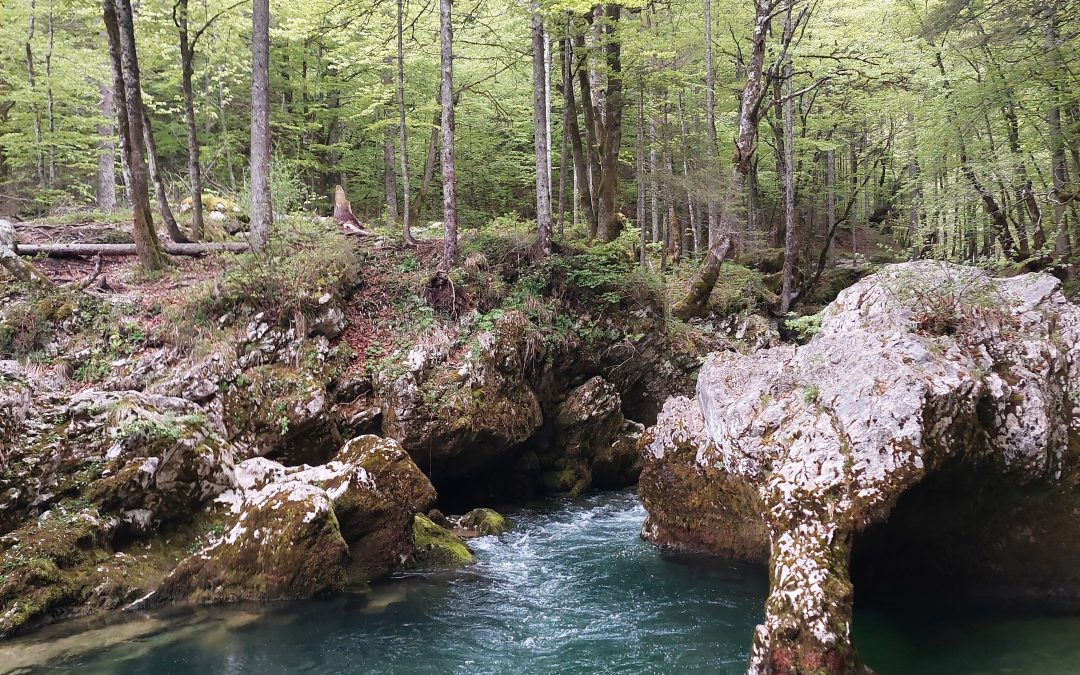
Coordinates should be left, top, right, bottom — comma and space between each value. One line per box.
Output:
640, 262, 1080, 674
141, 435, 435, 606
380, 311, 544, 479
157, 482, 349, 604
540, 376, 644, 495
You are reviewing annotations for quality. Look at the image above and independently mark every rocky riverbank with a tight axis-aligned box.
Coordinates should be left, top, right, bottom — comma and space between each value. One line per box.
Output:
0, 220, 725, 637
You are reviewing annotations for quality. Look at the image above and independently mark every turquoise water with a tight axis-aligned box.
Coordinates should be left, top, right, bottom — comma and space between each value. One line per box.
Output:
4, 489, 1080, 674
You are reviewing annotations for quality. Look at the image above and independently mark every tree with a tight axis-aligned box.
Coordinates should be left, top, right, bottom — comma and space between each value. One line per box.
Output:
142, 108, 189, 243
532, 1, 552, 256
594, 4, 624, 243
778, 6, 795, 313
703, 0, 719, 247
173, 0, 238, 240
674, 0, 787, 319
396, 0, 416, 246
96, 80, 116, 210
438, 0, 458, 269
103, 0, 165, 270
248, 0, 273, 250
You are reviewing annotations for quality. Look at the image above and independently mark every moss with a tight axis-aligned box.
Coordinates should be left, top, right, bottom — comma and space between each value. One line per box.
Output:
410, 514, 475, 567
540, 465, 590, 497
457, 508, 509, 536
738, 247, 787, 274
709, 263, 767, 316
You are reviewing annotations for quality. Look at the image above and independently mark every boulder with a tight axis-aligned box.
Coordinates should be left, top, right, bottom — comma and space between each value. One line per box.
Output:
640, 262, 1080, 673
541, 376, 644, 495
409, 514, 475, 567
380, 311, 543, 479
451, 507, 509, 537
156, 482, 349, 604
156, 435, 437, 605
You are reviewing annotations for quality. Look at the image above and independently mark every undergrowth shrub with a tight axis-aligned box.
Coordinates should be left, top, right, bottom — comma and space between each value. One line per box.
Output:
463, 213, 535, 271
181, 216, 358, 325
0, 284, 108, 361
883, 263, 1016, 340
552, 229, 661, 309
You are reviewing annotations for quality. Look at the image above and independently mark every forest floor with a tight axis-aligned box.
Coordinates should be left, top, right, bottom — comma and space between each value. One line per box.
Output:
4, 206, 899, 392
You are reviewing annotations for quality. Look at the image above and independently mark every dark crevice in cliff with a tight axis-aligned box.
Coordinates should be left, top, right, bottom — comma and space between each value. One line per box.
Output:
851, 455, 1080, 613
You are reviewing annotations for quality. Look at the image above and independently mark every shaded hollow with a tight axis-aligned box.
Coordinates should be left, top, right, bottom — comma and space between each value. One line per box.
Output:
852, 453, 1080, 613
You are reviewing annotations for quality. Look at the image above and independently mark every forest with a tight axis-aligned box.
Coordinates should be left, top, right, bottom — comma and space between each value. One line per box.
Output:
3, 1, 1080, 674
1, 0, 1078, 300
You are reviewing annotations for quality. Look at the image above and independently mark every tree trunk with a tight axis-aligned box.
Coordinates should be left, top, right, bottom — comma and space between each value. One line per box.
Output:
409, 106, 441, 227
142, 109, 189, 243
562, 29, 594, 233
397, 0, 416, 245
532, 3, 553, 255
177, 0, 206, 241
26, 0, 45, 187
649, 116, 659, 244
1047, 15, 1070, 261
636, 83, 646, 265
439, 0, 458, 269
574, 31, 600, 236
97, 81, 117, 211
779, 21, 796, 313
45, 0, 55, 186
104, 0, 165, 270
249, 0, 274, 250
558, 87, 569, 237
17, 241, 249, 257
674, 0, 775, 320
383, 119, 399, 223
677, 92, 697, 255
594, 4, 623, 243
1, 219, 54, 288
703, 0, 719, 247
219, 71, 236, 191
826, 149, 836, 268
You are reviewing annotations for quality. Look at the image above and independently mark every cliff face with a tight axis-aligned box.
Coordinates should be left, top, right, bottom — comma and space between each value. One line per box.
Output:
640, 262, 1080, 674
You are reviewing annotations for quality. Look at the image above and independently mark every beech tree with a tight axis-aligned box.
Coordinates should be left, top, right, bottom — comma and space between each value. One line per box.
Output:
102, 0, 164, 270
532, 1, 553, 255
248, 0, 272, 250
439, 0, 458, 269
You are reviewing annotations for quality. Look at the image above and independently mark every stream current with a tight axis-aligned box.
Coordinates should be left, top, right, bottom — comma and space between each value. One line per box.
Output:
4, 489, 1080, 674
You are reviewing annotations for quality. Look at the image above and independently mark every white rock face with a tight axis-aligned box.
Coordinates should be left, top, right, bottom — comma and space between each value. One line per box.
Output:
642, 262, 1080, 673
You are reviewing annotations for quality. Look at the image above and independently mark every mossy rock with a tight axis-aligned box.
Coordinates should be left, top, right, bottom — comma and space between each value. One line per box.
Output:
456, 508, 509, 537
540, 465, 590, 497
157, 483, 349, 604
709, 263, 767, 316
410, 514, 475, 568
738, 247, 786, 274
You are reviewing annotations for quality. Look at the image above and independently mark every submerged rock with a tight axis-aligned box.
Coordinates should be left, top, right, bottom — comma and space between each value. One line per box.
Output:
640, 262, 1080, 673
409, 514, 475, 567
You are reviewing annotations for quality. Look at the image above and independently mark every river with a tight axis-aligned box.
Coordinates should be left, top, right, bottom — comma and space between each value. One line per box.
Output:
3, 490, 1079, 673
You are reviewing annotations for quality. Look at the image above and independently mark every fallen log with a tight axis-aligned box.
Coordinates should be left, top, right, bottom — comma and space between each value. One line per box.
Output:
15, 241, 250, 257
1, 219, 55, 288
